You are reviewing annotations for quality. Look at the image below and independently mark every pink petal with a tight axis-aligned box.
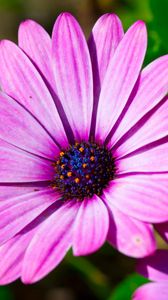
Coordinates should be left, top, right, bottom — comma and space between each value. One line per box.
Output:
18, 19, 55, 89
88, 13, 123, 137
0, 200, 61, 284
22, 201, 80, 283
137, 250, 168, 281
113, 96, 168, 158
106, 205, 156, 258
89, 13, 123, 89
133, 283, 168, 300
118, 143, 168, 174
0, 227, 35, 284
95, 21, 147, 142
0, 40, 68, 148
0, 184, 45, 200
102, 174, 168, 223
155, 222, 168, 243
0, 188, 60, 245
52, 13, 93, 141
0, 92, 59, 160
0, 139, 54, 182
18, 19, 74, 143
72, 196, 109, 256
109, 55, 168, 149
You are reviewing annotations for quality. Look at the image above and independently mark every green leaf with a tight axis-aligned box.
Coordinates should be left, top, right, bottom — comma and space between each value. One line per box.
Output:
143, 22, 166, 66
149, 0, 168, 51
0, 286, 14, 300
107, 273, 149, 300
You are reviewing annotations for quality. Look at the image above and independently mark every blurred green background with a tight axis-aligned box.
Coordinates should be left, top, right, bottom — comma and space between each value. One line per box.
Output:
0, 0, 167, 299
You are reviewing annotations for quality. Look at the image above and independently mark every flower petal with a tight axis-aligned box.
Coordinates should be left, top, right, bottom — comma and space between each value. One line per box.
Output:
102, 174, 168, 223
0, 139, 54, 182
118, 143, 168, 173
52, 13, 93, 141
18, 19, 55, 88
0, 189, 60, 245
109, 55, 168, 149
106, 205, 156, 258
88, 13, 123, 137
18, 19, 74, 144
0, 40, 68, 148
155, 222, 168, 243
0, 92, 59, 160
72, 196, 109, 256
132, 283, 168, 300
0, 184, 46, 200
0, 201, 61, 284
95, 20, 147, 142
137, 250, 168, 281
113, 96, 168, 158
22, 201, 80, 283
0, 228, 35, 284
89, 13, 123, 91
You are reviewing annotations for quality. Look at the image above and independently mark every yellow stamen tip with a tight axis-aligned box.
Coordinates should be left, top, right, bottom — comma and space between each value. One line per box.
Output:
79, 147, 84, 152
90, 156, 95, 161
67, 171, 72, 177
61, 164, 65, 169
82, 163, 87, 168
74, 178, 80, 183
60, 175, 64, 180
85, 174, 90, 179
60, 151, 64, 157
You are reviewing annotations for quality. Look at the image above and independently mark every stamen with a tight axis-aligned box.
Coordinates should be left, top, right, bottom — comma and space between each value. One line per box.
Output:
60, 152, 65, 157
53, 142, 116, 200
74, 178, 80, 183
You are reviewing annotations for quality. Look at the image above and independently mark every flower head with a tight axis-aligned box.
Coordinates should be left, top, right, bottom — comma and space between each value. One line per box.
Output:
0, 12, 167, 284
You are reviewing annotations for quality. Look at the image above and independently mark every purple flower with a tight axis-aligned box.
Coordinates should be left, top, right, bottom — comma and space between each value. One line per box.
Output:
0, 12, 167, 284
133, 250, 168, 299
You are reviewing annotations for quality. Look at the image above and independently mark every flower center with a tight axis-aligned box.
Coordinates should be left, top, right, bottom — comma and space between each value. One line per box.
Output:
53, 142, 116, 200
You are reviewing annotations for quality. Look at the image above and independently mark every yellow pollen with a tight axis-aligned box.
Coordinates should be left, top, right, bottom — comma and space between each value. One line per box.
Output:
60, 151, 64, 157
82, 163, 87, 168
56, 160, 60, 165
79, 147, 84, 152
67, 171, 72, 177
61, 164, 65, 169
74, 178, 80, 183
60, 175, 64, 180
90, 156, 95, 161
85, 174, 90, 179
